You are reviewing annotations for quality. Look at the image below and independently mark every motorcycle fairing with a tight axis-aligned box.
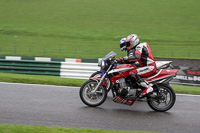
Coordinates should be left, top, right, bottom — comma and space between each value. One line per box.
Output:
108, 64, 137, 83
114, 64, 137, 69
108, 67, 134, 75
109, 68, 134, 83
145, 69, 179, 82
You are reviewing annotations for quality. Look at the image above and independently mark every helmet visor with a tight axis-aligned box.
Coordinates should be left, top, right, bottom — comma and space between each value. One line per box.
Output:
120, 42, 125, 48
120, 43, 126, 51
125, 41, 130, 47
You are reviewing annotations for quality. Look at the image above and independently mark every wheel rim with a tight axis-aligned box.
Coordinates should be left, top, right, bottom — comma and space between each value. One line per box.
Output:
150, 86, 174, 110
82, 81, 106, 105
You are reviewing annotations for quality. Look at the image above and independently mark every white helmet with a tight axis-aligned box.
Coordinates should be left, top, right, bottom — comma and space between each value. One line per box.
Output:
119, 38, 126, 51
125, 34, 140, 50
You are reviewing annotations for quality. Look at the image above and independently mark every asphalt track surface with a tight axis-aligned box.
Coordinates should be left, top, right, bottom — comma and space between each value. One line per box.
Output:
0, 82, 200, 133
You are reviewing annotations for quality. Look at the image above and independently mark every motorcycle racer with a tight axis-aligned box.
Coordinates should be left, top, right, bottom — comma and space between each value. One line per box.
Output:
118, 34, 157, 95
119, 38, 127, 51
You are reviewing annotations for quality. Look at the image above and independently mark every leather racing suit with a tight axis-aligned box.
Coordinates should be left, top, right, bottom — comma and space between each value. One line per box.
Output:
126, 42, 156, 77
118, 42, 157, 89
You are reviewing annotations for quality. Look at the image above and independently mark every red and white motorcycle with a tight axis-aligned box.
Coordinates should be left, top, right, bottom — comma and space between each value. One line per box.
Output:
79, 51, 178, 112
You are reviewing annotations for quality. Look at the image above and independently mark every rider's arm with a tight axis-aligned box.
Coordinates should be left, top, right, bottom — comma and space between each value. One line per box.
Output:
126, 48, 142, 63
117, 46, 142, 64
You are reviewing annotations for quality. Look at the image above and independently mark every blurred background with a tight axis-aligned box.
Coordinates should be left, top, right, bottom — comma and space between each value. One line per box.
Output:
0, 0, 199, 59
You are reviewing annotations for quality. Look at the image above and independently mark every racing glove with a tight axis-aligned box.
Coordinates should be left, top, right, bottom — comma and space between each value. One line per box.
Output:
117, 56, 128, 64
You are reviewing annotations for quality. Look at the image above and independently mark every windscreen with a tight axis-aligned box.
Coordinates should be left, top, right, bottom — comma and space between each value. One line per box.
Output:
98, 51, 117, 66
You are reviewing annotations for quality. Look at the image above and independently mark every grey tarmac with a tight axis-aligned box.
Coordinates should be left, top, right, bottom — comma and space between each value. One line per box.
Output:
0, 82, 200, 133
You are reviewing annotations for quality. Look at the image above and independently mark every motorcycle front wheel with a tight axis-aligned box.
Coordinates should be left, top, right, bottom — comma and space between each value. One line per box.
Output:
147, 83, 176, 112
79, 80, 107, 107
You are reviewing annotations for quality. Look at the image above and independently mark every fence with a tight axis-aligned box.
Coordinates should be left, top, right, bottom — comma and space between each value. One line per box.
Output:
0, 59, 61, 76
0, 57, 99, 79
0, 56, 199, 86
60, 62, 98, 79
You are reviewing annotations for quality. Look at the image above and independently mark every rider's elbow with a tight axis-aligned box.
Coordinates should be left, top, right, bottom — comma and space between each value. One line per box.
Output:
135, 54, 141, 59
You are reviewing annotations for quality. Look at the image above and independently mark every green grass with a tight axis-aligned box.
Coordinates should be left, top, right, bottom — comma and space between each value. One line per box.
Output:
171, 85, 200, 95
0, 125, 160, 133
0, 0, 199, 59
0, 72, 86, 87
0, 72, 200, 95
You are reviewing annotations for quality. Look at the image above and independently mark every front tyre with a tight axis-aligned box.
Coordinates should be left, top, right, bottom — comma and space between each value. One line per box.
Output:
79, 80, 107, 107
147, 83, 176, 112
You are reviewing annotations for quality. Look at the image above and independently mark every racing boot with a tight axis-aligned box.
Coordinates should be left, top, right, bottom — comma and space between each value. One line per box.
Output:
130, 74, 153, 96
140, 82, 153, 96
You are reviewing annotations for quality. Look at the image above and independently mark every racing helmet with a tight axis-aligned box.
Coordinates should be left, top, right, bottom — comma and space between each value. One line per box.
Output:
125, 34, 140, 50
119, 38, 126, 51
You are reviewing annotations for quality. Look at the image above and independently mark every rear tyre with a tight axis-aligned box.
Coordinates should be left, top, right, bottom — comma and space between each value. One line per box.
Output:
79, 80, 107, 107
147, 83, 176, 112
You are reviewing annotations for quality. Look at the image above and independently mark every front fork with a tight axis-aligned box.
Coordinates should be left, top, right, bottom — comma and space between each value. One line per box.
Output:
91, 65, 112, 94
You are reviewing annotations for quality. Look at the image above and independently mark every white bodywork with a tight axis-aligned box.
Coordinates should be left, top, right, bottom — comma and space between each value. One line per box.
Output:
155, 61, 172, 69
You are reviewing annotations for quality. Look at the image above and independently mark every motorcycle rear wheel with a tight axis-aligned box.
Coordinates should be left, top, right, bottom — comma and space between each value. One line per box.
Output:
79, 80, 107, 107
147, 83, 176, 112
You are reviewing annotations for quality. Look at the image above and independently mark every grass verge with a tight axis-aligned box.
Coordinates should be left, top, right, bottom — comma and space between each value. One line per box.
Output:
0, 124, 160, 133
0, 0, 199, 59
0, 72, 199, 95
0, 72, 86, 87
171, 85, 200, 95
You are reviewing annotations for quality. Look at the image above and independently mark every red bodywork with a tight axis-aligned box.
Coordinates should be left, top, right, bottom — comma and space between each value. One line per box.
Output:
90, 64, 178, 85
114, 64, 137, 69
145, 69, 179, 82
110, 64, 136, 83
111, 64, 178, 83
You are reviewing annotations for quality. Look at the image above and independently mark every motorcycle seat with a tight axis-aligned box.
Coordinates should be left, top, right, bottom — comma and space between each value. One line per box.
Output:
155, 61, 172, 70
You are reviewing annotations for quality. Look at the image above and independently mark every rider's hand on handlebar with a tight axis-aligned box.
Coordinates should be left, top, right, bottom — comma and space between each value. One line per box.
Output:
116, 57, 124, 64
116, 56, 128, 64
123, 56, 128, 61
